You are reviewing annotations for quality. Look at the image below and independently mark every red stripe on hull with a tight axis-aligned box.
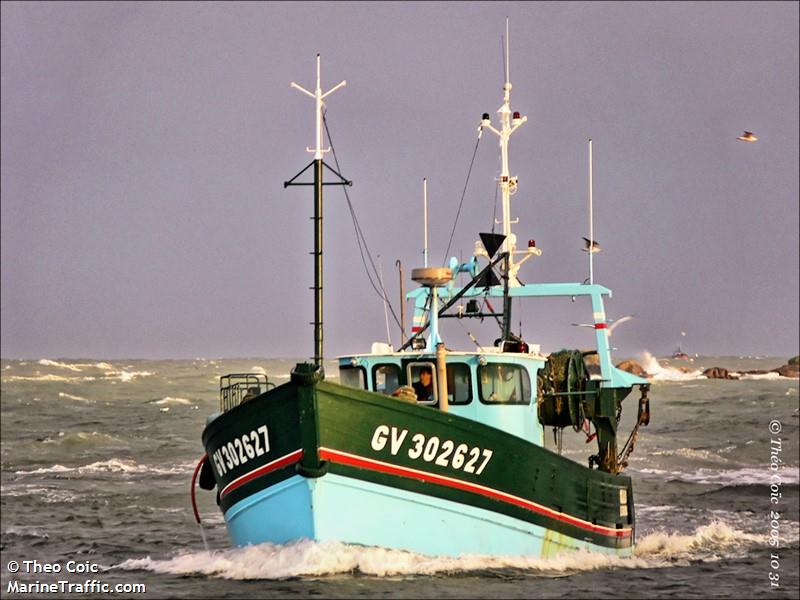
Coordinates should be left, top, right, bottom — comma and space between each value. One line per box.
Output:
220, 449, 303, 498
319, 447, 630, 539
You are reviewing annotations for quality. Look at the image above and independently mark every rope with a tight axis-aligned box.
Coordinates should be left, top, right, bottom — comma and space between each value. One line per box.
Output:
190, 454, 210, 551
190, 454, 207, 524
442, 133, 482, 264
323, 112, 403, 331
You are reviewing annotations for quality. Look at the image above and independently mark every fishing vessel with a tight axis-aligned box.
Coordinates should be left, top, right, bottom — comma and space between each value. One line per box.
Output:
672, 346, 690, 360
193, 32, 652, 558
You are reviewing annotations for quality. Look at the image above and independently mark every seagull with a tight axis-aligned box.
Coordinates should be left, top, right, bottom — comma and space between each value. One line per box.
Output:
737, 131, 758, 142
582, 237, 601, 253
571, 315, 634, 336
608, 315, 634, 335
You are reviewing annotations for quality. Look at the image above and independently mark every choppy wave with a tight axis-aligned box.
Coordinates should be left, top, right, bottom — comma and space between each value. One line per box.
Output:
6, 365, 155, 383
649, 447, 730, 464
3, 526, 51, 539
637, 466, 800, 485
149, 397, 192, 406
2, 485, 81, 503
118, 522, 766, 580
38, 359, 84, 372
35, 431, 121, 447
639, 353, 704, 381
13, 458, 193, 476
58, 391, 91, 402
3, 374, 97, 383
104, 370, 153, 382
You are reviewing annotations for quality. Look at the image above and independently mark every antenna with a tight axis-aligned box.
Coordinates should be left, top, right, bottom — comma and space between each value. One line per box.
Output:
423, 177, 429, 268
290, 54, 346, 160
589, 138, 594, 284
505, 17, 510, 87
377, 255, 392, 348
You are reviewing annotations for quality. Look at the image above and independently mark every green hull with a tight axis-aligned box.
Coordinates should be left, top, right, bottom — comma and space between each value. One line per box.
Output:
202, 364, 634, 553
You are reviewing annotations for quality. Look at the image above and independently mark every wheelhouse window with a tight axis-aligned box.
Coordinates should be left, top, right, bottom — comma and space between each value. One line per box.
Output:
407, 362, 437, 405
446, 363, 472, 405
339, 366, 366, 390
373, 364, 401, 395
478, 363, 531, 405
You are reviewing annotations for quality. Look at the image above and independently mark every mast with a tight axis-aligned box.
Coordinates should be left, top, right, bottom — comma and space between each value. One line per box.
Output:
481, 19, 527, 287
479, 18, 527, 341
284, 55, 351, 369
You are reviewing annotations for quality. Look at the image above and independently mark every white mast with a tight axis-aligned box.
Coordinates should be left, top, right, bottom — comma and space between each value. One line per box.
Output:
480, 18, 528, 286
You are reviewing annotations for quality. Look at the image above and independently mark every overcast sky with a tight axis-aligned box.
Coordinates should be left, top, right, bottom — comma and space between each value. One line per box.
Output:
2, 1, 798, 360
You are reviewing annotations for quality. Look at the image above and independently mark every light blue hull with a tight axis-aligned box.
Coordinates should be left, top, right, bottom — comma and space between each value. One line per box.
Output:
224, 473, 631, 558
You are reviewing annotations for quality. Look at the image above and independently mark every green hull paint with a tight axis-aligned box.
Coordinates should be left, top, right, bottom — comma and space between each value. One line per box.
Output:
203, 363, 634, 551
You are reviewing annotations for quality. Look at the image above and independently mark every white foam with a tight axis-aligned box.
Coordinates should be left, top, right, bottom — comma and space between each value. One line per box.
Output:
118, 521, 768, 580
14, 458, 193, 476
741, 372, 783, 380
2, 485, 80, 503
3, 526, 51, 539
650, 447, 729, 464
104, 370, 153, 382
151, 397, 192, 406
637, 466, 800, 485
2, 374, 97, 383
638, 352, 704, 381
37, 359, 83, 372
58, 392, 91, 402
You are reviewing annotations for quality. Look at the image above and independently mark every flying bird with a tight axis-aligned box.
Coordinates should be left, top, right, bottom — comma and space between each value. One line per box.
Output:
607, 315, 634, 335
737, 131, 758, 142
582, 237, 601, 253
571, 315, 635, 336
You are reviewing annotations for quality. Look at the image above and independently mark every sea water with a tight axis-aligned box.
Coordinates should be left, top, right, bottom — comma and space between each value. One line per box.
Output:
1, 356, 797, 598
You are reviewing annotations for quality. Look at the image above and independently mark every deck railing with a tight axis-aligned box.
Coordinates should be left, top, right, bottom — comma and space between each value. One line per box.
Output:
219, 373, 274, 412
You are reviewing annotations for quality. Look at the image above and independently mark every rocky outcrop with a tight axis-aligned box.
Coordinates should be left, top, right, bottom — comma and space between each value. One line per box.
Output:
702, 367, 740, 380
773, 363, 799, 378
616, 359, 649, 378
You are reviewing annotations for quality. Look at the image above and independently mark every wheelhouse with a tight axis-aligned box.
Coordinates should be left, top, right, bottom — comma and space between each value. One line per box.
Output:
339, 350, 546, 444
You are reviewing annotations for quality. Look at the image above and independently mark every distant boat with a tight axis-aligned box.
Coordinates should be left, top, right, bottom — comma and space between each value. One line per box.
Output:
672, 346, 690, 360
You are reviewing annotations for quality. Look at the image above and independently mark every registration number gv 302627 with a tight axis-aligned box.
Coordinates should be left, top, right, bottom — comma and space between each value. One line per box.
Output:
370, 425, 493, 475
211, 425, 269, 478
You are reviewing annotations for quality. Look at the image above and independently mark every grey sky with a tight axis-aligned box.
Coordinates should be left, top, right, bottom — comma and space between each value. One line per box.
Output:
2, 1, 798, 360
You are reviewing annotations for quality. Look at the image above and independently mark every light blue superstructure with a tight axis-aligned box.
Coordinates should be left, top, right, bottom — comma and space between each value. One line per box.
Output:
224, 473, 630, 557
408, 280, 646, 390
343, 352, 546, 443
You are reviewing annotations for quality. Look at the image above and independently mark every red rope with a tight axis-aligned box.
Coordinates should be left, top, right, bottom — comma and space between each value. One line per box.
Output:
190, 454, 208, 525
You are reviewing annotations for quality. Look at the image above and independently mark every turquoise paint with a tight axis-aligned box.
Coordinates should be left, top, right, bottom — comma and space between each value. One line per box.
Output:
338, 353, 545, 443
407, 280, 647, 389
224, 473, 630, 558
224, 475, 313, 546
